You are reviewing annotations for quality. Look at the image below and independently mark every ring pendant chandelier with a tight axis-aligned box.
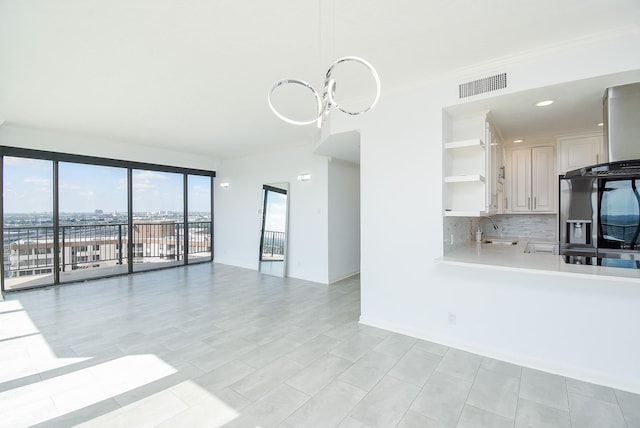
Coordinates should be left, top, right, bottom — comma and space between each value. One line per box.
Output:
268, 56, 381, 127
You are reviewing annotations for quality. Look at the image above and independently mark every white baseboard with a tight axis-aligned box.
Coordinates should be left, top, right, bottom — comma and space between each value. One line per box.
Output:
212, 260, 258, 272
359, 315, 640, 395
329, 270, 360, 284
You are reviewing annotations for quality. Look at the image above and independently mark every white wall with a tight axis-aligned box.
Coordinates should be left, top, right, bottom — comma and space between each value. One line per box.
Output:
0, 124, 219, 171
332, 28, 640, 392
214, 146, 330, 283
385, 263, 640, 394
327, 158, 360, 283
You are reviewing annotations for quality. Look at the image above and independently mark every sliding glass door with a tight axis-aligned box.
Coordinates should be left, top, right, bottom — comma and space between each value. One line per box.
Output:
58, 162, 128, 283
132, 169, 185, 272
0, 147, 215, 293
2, 157, 54, 290
187, 174, 212, 263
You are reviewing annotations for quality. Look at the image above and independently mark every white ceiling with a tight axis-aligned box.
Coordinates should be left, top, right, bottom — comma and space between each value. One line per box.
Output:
0, 0, 639, 159
445, 70, 640, 146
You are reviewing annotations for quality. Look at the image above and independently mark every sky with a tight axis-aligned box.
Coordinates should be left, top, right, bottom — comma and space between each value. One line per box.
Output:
602, 180, 639, 216
264, 190, 287, 233
3, 156, 211, 214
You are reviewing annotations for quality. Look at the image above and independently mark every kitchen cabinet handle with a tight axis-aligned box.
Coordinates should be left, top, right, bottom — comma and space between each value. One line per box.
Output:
534, 197, 537, 210
528, 197, 531, 210
505, 197, 508, 209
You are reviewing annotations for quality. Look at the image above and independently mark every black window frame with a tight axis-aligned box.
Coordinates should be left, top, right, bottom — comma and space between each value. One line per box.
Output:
0, 146, 215, 293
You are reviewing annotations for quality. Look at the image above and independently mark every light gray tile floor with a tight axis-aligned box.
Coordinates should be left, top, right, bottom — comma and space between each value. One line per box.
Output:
0, 262, 638, 427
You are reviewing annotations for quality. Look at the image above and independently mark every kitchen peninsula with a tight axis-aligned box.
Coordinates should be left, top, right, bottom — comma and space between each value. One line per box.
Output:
442, 239, 640, 281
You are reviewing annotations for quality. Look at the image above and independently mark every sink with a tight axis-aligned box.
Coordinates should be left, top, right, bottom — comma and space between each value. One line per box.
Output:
524, 242, 559, 255
482, 239, 518, 245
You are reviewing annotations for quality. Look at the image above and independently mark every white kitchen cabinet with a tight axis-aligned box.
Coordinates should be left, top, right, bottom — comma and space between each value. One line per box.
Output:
507, 145, 556, 213
557, 133, 605, 174
531, 146, 555, 212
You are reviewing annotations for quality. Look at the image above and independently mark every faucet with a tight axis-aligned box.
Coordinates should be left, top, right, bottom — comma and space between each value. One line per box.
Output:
483, 216, 503, 237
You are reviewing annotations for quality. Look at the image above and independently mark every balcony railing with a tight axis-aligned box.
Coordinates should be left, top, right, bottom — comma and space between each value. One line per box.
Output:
3, 221, 212, 290
601, 222, 638, 244
261, 230, 285, 261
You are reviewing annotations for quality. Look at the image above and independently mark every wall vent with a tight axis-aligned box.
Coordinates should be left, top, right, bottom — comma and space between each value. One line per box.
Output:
459, 73, 507, 98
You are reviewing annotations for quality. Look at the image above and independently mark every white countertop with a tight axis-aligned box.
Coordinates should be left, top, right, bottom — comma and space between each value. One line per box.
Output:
440, 239, 640, 281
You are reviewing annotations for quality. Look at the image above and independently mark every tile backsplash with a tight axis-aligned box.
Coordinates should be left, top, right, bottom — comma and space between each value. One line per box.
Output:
443, 214, 557, 254
480, 214, 557, 240
443, 216, 473, 254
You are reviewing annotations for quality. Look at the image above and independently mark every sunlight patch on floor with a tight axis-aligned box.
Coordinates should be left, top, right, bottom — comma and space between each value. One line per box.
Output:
76, 380, 240, 427
0, 354, 178, 427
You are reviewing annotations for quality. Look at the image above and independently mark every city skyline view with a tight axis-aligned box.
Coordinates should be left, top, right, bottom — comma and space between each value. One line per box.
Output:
2, 151, 214, 292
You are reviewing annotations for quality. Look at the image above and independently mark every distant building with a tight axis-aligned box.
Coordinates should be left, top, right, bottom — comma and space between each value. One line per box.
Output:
5, 220, 211, 280
95, 209, 103, 215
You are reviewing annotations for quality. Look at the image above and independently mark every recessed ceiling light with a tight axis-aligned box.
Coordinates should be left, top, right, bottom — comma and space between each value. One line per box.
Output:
535, 100, 555, 107
597, 122, 604, 127
513, 139, 524, 143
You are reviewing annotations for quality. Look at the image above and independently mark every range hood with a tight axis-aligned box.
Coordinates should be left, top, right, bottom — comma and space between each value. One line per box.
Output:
603, 82, 640, 162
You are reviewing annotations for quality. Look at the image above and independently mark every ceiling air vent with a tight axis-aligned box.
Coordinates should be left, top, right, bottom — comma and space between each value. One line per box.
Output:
459, 73, 507, 99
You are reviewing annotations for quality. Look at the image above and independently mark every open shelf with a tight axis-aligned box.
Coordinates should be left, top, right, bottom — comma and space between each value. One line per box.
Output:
443, 177, 487, 216
443, 118, 491, 217
444, 138, 485, 150
444, 174, 485, 183
444, 210, 486, 217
